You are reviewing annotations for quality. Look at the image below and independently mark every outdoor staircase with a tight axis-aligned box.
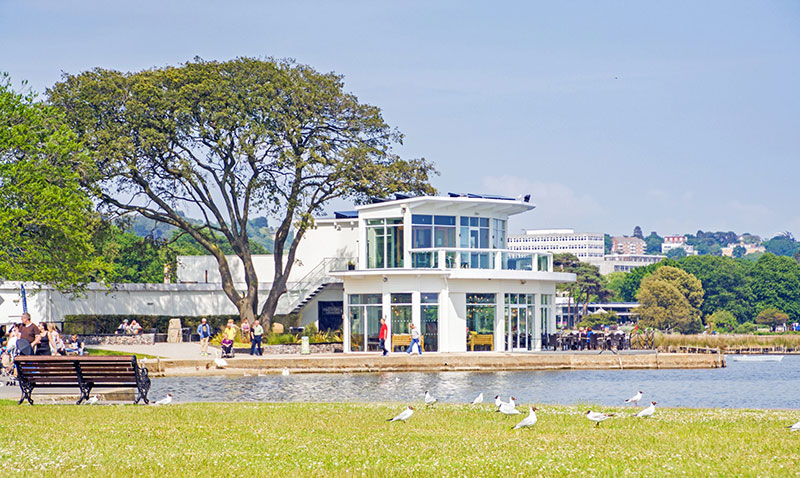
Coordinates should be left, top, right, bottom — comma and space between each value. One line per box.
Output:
277, 257, 353, 315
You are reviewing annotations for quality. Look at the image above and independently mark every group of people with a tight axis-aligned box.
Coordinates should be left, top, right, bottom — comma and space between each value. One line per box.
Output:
378, 318, 424, 356
197, 318, 264, 357
115, 319, 143, 335
0, 313, 85, 381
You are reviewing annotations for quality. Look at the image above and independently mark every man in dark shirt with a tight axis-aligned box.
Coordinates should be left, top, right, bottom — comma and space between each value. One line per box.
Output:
17, 313, 40, 355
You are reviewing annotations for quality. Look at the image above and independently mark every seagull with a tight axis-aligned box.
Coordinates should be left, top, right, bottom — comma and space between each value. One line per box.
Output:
585, 410, 615, 427
635, 402, 657, 418
424, 391, 437, 407
282, 368, 290, 376
497, 399, 520, 416
625, 390, 643, 407
154, 393, 173, 405
214, 357, 228, 369
387, 406, 415, 422
471, 393, 484, 406
787, 420, 800, 432
494, 395, 507, 408
85, 395, 99, 405
513, 407, 539, 429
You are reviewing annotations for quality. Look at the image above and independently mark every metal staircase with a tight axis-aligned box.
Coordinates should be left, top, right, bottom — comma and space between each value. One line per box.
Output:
278, 257, 354, 315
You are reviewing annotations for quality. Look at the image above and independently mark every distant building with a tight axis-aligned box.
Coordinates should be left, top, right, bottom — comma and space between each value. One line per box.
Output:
721, 243, 766, 257
612, 236, 646, 255
507, 229, 604, 261
555, 297, 640, 328
597, 254, 665, 274
661, 235, 696, 255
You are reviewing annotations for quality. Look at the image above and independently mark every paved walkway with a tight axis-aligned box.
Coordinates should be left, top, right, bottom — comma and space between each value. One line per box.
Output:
92, 342, 206, 359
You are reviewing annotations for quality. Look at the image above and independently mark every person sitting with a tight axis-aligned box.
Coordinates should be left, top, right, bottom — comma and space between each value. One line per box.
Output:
47, 323, 66, 356
116, 319, 129, 334
66, 335, 85, 356
128, 320, 142, 335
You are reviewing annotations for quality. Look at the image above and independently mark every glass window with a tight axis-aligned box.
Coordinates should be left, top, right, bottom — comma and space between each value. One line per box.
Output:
412, 214, 432, 225
466, 293, 496, 344
412, 215, 455, 268
434, 216, 455, 225
421, 293, 438, 352
391, 293, 413, 351
348, 294, 383, 352
366, 218, 403, 268
421, 293, 439, 303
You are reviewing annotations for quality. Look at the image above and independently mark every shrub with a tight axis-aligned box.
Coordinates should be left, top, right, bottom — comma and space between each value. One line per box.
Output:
707, 310, 738, 333
733, 322, 757, 334
577, 312, 619, 329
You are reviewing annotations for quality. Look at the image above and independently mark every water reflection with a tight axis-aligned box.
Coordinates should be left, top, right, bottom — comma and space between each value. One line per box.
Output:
150, 355, 800, 409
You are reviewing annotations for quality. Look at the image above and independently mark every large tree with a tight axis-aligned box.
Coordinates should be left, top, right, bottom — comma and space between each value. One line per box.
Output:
48, 58, 436, 325
748, 253, 800, 319
677, 255, 754, 324
0, 75, 106, 289
636, 266, 703, 333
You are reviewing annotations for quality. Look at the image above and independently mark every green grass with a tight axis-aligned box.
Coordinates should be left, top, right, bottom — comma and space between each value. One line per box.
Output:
85, 348, 160, 359
0, 402, 797, 477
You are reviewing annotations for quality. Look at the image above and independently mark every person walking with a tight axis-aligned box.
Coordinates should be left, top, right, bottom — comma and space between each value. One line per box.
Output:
250, 320, 264, 356
379, 317, 389, 356
406, 323, 422, 355
197, 318, 212, 356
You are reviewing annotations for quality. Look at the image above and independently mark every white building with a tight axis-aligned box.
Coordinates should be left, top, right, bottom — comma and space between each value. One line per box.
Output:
1, 194, 575, 353
596, 254, 665, 274
661, 235, 696, 255
507, 229, 604, 261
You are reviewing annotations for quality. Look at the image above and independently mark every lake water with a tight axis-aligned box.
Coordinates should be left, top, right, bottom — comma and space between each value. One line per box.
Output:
150, 355, 800, 409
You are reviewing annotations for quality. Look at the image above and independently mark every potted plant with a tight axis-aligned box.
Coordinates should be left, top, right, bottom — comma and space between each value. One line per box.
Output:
347, 260, 355, 270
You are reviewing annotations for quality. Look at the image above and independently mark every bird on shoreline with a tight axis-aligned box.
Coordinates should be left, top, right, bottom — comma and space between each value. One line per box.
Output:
497, 398, 520, 416
424, 391, 437, 407
585, 410, 615, 427
512, 407, 538, 429
494, 395, 506, 408
788, 420, 800, 432
471, 393, 483, 406
154, 393, 173, 405
625, 390, 643, 407
388, 406, 414, 422
85, 395, 99, 405
635, 402, 657, 418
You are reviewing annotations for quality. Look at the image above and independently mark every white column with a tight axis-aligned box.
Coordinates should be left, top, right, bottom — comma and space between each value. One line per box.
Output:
495, 291, 504, 353
343, 291, 351, 353
402, 205, 412, 268
533, 293, 542, 351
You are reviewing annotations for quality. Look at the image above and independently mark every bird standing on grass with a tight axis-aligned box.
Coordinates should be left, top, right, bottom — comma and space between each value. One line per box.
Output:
424, 391, 437, 407
388, 406, 414, 422
497, 398, 520, 416
788, 420, 800, 432
471, 393, 484, 406
585, 410, 615, 427
512, 407, 538, 430
85, 395, 99, 405
154, 393, 173, 405
625, 390, 643, 407
494, 395, 506, 408
635, 402, 657, 418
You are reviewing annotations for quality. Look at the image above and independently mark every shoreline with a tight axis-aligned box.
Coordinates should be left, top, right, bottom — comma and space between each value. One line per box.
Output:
142, 351, 725, 377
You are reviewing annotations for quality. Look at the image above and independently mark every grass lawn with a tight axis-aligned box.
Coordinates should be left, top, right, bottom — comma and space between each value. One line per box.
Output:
84, 348, 160, 359
0, 401, 797, 477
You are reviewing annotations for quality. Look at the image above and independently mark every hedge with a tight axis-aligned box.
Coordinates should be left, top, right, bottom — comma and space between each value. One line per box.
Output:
62, 313, 301, 335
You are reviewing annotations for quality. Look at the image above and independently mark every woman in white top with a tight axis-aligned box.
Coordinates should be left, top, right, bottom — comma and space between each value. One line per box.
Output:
47, 323, 66, 356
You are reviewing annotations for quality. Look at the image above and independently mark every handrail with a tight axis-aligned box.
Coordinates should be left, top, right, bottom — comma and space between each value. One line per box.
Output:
407, 247, 551, 272
283, 257, 355, 313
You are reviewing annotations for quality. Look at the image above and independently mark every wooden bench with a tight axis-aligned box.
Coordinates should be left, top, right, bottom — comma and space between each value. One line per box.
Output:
468, 333, 494, 351
14, 355, 151, 405
391, 334, 423, 352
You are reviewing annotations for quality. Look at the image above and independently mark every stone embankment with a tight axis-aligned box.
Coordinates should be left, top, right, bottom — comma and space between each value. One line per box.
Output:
142, 352, 724, 376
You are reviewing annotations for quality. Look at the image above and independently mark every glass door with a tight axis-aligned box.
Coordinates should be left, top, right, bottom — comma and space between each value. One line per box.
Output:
348, 294, 382, 352
421, 293, 439, 352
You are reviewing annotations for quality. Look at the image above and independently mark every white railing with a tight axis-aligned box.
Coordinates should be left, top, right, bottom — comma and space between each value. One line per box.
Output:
282, 257, 355, 313
408, 248, 552, 272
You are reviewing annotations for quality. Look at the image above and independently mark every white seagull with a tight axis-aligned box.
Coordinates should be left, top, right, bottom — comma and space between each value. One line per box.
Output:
625, 390, 643, 407
787, 419, 800, 432
85, 395, 99, 405
494, 395, 507, 408
388, 406, 415, 422
154, 393, 174, 406
513, 407, 539, 430
497, 398, 521, 416
282, 368, 291, 376
214, 357, 228, 369
471, 393, 484, 406
424, 391, 437, 407
585, 410, 615, 427
635, 402, 657, 418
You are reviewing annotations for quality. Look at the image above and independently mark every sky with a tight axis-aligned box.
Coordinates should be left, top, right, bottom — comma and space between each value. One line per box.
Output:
2, 1, 799, 239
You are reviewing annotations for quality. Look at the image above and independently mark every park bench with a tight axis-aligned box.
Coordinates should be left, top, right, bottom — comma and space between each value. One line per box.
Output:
391, 334, 424, 352
468, 333, 494, 351
14, 355, 151, 405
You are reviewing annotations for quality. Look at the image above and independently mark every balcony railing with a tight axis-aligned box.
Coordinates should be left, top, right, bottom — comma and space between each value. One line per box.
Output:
408, 248, 552, 272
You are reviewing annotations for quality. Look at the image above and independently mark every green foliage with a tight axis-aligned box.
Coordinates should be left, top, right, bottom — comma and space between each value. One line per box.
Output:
577, 311, 619, 329
603, 234, 612, 254
49, 57, 437, 324
644, 232, 663, 254
707, 310, 738, 333
0, 74, 107, 289
685, 230, 737, 256
678, 255, 755, 324
636, 266, 704, 333
633, 226, 643, 239
602, 272, 626, 302
748, 253, 800, 319
763, 233, 799, 257
732, 245, 746, 258
666, 248, 687, 259
96, 223, 172, 283
553, 253, 611, 317
755, 307, 789, 328
265, 332, 300, 345
618, 259, 676, 302
733, 322, 757, 334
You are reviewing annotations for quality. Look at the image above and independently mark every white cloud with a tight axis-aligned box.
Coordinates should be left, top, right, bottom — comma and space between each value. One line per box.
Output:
481, 175, 603, 233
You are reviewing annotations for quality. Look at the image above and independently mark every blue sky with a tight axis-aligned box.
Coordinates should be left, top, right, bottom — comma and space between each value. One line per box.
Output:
2, 1, 798, 239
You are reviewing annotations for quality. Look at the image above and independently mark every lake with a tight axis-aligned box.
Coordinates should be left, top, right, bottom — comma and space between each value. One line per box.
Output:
150, 354, 800, 409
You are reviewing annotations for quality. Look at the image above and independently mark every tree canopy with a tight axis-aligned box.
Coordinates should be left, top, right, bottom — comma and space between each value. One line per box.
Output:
48, 58, 436, 324
0, 75, 107, 289
636, 266, 703, 333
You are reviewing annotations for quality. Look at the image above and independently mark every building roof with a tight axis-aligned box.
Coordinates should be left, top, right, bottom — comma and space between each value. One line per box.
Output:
355, 194, 535, 217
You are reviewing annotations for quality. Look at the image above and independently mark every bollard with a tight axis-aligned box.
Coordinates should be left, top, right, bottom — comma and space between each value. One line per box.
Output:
301, 336, 310, 355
